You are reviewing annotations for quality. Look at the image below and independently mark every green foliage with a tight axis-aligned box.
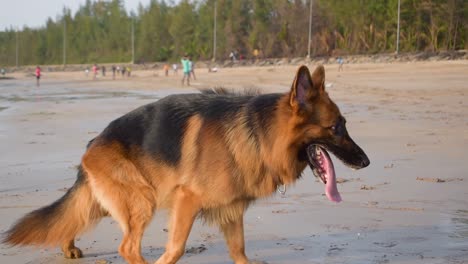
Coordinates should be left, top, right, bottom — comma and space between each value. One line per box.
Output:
169, 0, 197, 57
0, 0, 466, 66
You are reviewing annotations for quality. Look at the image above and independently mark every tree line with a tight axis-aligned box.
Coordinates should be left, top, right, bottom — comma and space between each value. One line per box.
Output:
0, 0, 466, 66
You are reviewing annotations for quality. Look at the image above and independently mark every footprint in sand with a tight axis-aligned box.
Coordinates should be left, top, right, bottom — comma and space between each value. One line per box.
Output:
373, 241, 398, 248
327, 243, 347, 256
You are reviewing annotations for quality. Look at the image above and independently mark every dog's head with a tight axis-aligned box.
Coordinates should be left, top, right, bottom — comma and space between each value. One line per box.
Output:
289, 65, 369, 200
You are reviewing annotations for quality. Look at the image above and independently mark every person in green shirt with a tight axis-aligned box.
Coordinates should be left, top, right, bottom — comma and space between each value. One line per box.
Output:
181, 54, 191, 86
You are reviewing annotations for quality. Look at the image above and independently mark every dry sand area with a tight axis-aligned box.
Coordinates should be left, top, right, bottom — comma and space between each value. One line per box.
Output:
0, 60, 467, 264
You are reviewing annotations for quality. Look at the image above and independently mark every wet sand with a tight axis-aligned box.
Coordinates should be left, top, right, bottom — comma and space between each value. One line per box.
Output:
0, 61, 467, 264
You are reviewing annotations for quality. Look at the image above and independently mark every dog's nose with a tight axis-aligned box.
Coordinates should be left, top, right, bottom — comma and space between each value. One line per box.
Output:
360, 156, 370, 168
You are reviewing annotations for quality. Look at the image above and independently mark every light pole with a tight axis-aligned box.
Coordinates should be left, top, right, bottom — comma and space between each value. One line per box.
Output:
307, 0, 313, 59
15, 27, 18, 68
396, 0, 401, 54
212, 0, 217, 61
131, 18, 135, 64
63, 18, 66, 67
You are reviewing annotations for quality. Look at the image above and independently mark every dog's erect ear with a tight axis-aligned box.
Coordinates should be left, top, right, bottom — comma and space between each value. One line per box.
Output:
290, 65, 325, 108
311, 65, 325, 91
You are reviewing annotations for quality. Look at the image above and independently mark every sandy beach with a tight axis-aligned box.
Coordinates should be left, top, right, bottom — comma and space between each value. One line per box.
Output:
0, 61, 467, 264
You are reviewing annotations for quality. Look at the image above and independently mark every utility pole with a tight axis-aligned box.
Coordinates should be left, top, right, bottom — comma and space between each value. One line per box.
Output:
63, 18, 66, 67
213, 0, 217, 62
396, 0, 401, 54
131, 18, 135, 64
307, 0, 313, 59
15, 27, 18, 68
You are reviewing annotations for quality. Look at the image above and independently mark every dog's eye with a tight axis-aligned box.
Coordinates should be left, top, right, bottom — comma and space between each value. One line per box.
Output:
330, 126, 336, 131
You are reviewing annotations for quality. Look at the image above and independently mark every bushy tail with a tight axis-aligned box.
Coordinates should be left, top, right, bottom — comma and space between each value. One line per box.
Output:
2, 166, 105, 247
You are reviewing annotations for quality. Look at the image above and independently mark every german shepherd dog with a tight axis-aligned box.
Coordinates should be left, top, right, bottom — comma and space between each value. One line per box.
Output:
3, 65, 369, 264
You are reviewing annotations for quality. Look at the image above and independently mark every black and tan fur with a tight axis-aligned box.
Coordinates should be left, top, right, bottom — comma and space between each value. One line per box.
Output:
3, 65, 369, 264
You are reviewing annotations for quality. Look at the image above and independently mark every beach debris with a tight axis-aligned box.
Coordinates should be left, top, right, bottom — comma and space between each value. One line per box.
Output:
272, 209, 296, 214
416, 177, 463, 183
292, 245, 304, 251
366, 201, 379, 207
185, 245, 207, 254
336, 178, 349, 183
36, 132, 55, 136
95, 259, 110, 264
377, 182, 390, 186
417, 177, 445, 183
383, 207, 424, 211
360, 185, 375, 190
336, 177, 362, 184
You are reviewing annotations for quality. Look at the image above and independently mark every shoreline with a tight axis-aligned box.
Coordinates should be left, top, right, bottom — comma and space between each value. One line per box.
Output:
2, 50, 467, 74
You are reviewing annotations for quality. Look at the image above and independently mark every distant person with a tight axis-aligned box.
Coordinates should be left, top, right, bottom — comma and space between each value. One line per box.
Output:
163, 64, 170, 77
92, 64, 98, 80
121, 66, 126, 77
337, 57, 344, 72
181, 54, 191, 86
127, 66, 131, 77
229, 51, 236, 62
102, 66, 106, 77
189, 57, 196, 80
253, 49, 259, 62
1, 68, 5, 77
112, 65, 116, 80
85, 67, 89, 77
172, 63, 178, 75
35, 66, 41, 87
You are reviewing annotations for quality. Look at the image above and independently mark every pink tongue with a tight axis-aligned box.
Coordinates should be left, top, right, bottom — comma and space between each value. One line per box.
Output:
320, 148, 342, 203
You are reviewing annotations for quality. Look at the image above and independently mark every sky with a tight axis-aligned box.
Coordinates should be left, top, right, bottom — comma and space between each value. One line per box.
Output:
0, 0, 154, 30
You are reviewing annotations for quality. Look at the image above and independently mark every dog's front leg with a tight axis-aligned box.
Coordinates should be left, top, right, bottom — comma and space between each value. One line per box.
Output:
220, 216, 249, 264
154, 187, 201, 264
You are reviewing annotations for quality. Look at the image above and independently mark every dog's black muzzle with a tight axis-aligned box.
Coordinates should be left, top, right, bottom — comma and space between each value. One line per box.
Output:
326, 134, 370, 170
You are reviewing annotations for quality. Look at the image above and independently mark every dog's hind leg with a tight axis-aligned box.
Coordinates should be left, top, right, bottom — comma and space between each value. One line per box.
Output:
86, 168, 154, 264
83, 145, 156, 264
155, 187, 201, 264
220, 216, 249, 264
118, 208, 153, 264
